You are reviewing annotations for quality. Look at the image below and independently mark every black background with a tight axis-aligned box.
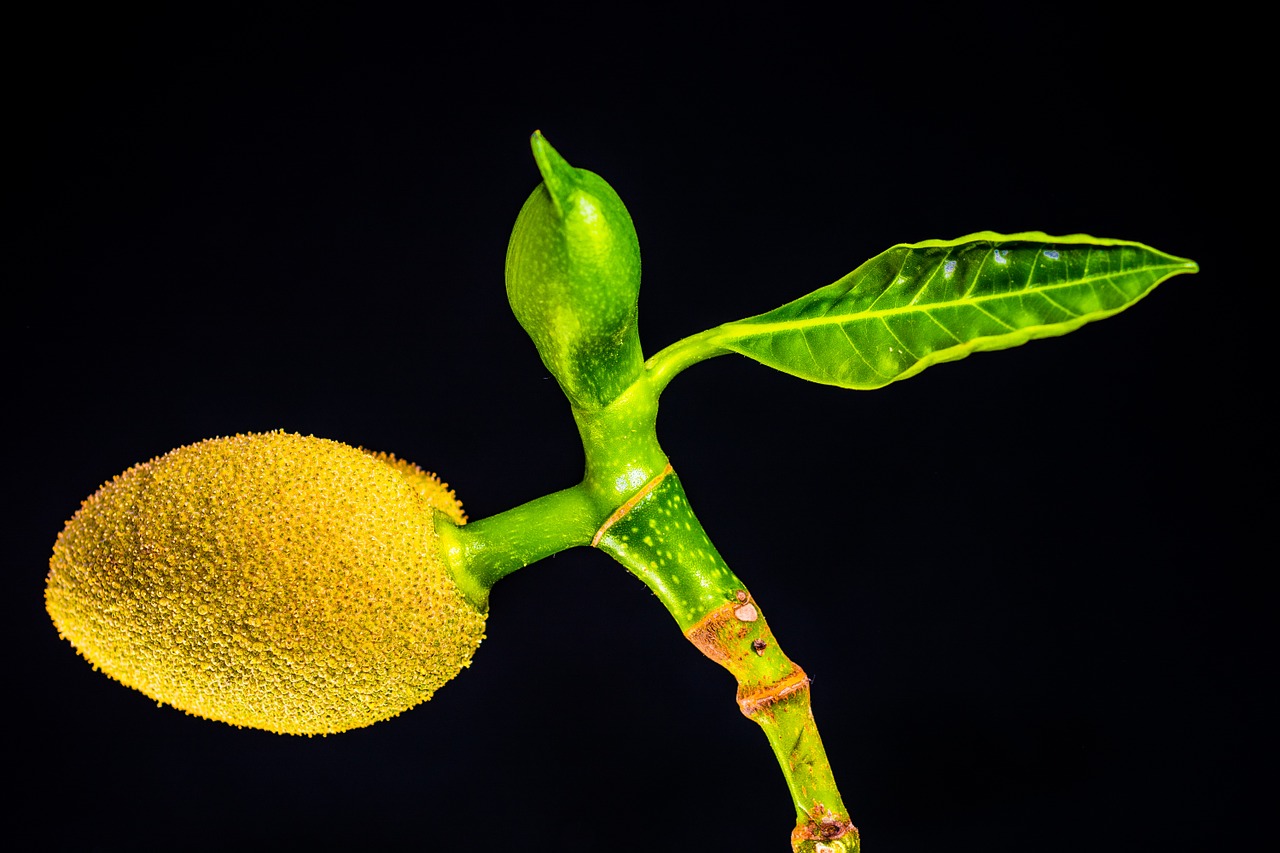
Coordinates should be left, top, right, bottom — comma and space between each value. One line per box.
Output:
8, 5, 1257, 852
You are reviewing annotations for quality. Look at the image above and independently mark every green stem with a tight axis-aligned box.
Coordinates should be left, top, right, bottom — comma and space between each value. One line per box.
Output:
436, 376, 671, 609
643, 327, 728, 396
444, 367, 856, 850
437, 484, 600, 609
594, 470, 859, 853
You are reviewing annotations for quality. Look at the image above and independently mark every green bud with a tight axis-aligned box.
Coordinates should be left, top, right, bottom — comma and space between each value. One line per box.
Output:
505, 131, 644, 409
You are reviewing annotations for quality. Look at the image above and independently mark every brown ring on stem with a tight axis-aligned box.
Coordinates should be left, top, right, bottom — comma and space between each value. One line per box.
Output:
589, 462, 674, 547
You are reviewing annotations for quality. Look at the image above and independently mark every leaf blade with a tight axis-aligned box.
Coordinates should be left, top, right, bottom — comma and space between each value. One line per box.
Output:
713, 232, 1197, 389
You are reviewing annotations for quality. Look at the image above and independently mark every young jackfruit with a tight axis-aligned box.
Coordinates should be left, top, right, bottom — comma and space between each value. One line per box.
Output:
45, 431, 485, 735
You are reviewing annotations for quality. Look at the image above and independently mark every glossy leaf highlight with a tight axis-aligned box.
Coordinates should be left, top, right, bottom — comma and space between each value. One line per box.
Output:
712, 233, 1197, 389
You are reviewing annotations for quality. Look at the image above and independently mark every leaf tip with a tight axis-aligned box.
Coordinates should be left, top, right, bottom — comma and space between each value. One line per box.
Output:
1161, 251, 1199, 280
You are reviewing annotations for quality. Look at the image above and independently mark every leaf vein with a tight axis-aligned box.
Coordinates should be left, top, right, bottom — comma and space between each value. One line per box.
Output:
869, 250, 912, 310
1037, 290, 1078, 318
799, 326, 824, 377
972, 303, 1016, 332
962, 245, 993, 299
908, 251, 945, 307
879, 316, 919, 361
921, 310, 965, 344
1099, 273, 1130, 301
836, 322, 891, 381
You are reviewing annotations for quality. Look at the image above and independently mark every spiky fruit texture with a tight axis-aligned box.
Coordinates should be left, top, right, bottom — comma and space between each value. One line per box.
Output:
46, 431, 485, 735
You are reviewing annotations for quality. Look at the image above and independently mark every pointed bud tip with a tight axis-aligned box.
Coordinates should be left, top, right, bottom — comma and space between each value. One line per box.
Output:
529, 130, 578, 210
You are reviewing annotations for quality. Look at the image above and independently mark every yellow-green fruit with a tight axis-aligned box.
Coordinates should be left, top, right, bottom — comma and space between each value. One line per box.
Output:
45, 431, 485, 735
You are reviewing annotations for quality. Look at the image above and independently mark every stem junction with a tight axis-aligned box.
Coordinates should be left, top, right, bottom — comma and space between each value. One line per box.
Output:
438, 350, 858, 852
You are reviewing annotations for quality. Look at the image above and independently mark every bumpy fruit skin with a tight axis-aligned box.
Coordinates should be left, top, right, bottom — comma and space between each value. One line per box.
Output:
45, 431, 485, 735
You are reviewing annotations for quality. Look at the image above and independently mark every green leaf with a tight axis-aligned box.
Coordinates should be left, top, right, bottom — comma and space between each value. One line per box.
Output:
712, 232, 1197, 390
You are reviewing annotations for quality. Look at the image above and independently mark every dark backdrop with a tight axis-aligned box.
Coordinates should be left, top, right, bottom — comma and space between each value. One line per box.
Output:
8, 5, 1256, 852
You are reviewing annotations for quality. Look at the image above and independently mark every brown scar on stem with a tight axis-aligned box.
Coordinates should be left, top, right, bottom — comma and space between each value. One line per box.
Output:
685, 599, 811, 718
737, 668, 811, 717
590, 462, 674, 547
791, 803, 858, 847
686, 597, 858, 848
684, 600, 746, 666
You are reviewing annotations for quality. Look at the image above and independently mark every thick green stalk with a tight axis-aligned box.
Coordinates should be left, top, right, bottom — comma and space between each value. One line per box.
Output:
440, 338, 860, 850
436, 379, 672, 608
594, 469, 859, 853
437, 484, 600, 609
443, 362, 858, 851
435, 373, 670, 612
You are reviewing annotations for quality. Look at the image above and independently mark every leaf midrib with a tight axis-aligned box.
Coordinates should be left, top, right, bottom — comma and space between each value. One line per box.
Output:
717, 261, 1188, 339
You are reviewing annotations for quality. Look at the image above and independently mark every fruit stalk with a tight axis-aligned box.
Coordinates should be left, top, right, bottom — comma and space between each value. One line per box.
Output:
436, 484, 600, 608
